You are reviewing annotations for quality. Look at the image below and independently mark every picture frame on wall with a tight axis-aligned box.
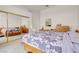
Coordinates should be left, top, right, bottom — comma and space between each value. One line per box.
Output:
45, 18, 52, 27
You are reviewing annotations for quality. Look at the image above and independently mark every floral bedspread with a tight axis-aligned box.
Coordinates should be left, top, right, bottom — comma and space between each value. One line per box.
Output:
22, 31, 67, 53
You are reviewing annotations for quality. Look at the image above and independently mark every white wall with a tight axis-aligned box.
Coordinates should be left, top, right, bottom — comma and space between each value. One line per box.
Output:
31, 11, 40, 30
77, 7, 79, 27
21, 17, 32, 29
40, 5, 79, 31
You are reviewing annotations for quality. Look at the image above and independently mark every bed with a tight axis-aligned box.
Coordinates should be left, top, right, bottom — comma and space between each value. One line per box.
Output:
22, 31, 79, 53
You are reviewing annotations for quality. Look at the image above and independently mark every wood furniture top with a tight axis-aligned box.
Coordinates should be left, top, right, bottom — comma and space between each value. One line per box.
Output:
40, 25, 70, 32
53, 26, 70, 32
23, 43, 43, 53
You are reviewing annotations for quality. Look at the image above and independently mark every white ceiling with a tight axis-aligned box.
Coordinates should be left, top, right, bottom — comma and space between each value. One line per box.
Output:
14, 5, 55, 12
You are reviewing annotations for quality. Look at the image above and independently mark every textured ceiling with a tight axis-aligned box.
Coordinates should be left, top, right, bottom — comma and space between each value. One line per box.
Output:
13, 5, 55, 11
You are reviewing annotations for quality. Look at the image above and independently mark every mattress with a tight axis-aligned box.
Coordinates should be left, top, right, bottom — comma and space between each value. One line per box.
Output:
22, 31, 79, 53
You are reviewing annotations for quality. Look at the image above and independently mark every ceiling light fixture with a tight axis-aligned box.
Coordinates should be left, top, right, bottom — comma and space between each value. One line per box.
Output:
45, 5, 49, 7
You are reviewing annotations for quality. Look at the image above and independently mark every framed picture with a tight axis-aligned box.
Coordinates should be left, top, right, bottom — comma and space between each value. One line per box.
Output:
45, 18, 52, 27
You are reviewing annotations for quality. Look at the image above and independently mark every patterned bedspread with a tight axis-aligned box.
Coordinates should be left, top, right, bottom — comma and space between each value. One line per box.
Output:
22, 31, 79, 53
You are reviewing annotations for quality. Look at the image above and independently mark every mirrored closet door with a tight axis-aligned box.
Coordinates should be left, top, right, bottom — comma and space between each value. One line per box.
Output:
7, 14, 22, 42
0, 11, 31, 44
0, 12, 7, 44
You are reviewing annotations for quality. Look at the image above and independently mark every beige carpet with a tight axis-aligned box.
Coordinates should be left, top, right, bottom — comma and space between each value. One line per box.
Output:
0, 39, 26, 53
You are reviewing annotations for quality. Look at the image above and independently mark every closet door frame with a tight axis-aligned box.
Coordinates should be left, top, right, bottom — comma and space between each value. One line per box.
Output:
0, 10, 30, 43
6, 13, 8, 43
